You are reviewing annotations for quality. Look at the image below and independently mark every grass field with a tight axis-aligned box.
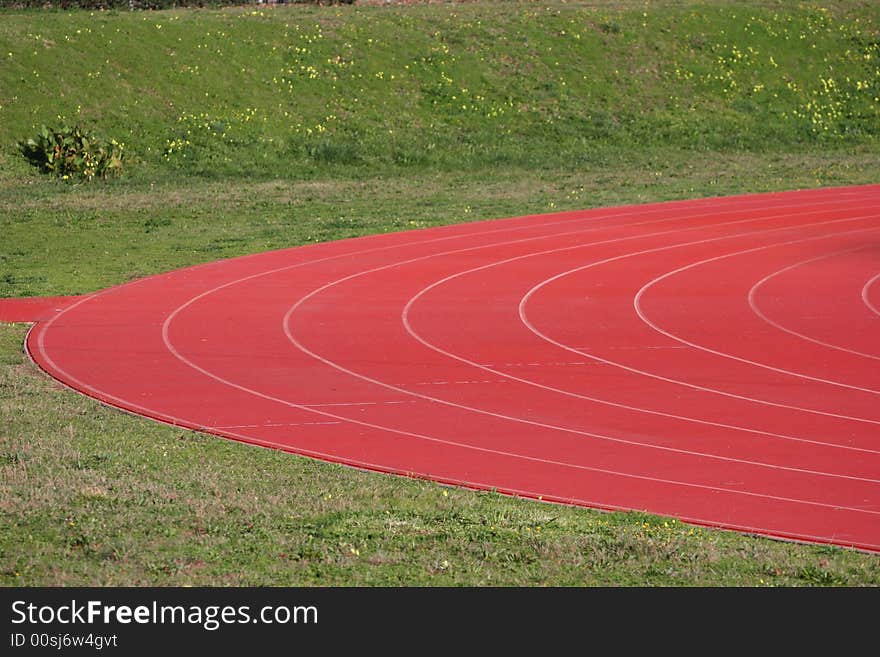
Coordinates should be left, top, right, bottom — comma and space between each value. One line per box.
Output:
1, 0, 879, 586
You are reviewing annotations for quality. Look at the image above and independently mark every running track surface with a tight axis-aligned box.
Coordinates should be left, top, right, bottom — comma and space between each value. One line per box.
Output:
24, 185, 880, 553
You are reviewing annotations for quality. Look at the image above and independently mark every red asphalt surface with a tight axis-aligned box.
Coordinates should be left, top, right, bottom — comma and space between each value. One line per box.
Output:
24, 185, 880, 553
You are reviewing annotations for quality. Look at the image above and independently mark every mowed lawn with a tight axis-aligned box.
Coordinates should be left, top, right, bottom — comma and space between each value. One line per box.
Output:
1, 1, 879, 585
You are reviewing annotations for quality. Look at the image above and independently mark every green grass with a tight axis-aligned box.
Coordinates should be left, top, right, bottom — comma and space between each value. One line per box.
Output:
3, 149, 880, 298
1, 1, 879, 586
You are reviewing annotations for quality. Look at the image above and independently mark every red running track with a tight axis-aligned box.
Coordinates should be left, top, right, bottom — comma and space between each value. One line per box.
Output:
0, 295, 83, 323
26, 185, 880, 553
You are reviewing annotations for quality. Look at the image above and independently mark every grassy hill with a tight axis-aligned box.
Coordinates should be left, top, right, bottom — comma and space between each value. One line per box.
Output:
1, 1, 879, 586
1, 1, 878, 181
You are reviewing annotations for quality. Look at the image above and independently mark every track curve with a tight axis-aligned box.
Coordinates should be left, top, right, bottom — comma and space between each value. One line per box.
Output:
27, 185, 880, 553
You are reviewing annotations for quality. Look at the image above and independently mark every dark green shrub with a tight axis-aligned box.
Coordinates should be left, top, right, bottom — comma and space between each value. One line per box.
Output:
18, 125, 125, 182
305, 138, 363, 165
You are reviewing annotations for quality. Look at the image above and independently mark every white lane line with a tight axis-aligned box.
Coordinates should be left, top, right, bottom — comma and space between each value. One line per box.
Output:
410, 379, 511, 386
862, 272, 880, 317
634, 233, 880, 395
302, 400, 417, 407
211, 421, 343, 429
521, 225, 880, 428
480, 361, 594, 367
748, 245, 880, 361
280, 216, 880, 488
606, 345, 689, 350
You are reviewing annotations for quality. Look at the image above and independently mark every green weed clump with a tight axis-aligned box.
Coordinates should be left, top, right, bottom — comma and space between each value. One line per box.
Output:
18, 124, 125, 182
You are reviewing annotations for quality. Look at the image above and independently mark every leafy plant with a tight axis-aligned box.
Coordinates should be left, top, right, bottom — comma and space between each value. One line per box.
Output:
18, 125, 125, 182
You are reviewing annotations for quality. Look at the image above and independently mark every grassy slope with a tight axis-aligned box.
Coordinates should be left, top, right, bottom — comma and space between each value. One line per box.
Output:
0, 1, 878, 179
1, 1, 879, 586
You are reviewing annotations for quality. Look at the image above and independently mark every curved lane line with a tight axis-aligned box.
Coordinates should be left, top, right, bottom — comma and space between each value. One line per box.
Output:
634, 234, 880, 395
863, 272, 880, 317
748, 245, 880, 361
